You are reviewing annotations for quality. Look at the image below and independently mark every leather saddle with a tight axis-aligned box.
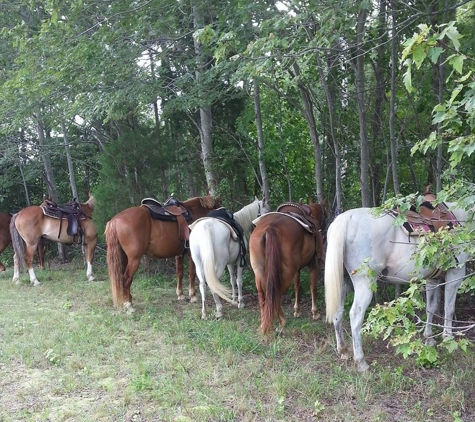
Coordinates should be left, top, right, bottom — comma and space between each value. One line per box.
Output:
276, 202, 320, 234
276, 202, 324, 268
141, 197, 192, 241
388, 190, 458, 236
206, 207, 247, 266
41, 198, 86, 243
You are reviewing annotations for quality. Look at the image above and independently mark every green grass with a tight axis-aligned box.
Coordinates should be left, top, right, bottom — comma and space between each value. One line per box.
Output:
0, 261, 474, 421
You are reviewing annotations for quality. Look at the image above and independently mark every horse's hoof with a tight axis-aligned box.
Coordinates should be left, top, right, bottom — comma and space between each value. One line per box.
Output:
294, 311, 301, 318
12, 277, 20, 285
32, 280, 41, 286
425, 338, 437, 347
177, 294, 185, 301
189, 296, 198, 303
356, 360, 370, 372
201, 314, 208, 320
238, 302, 244, 309
312, 312, 321, 321
124, 302, 135, 313
87, 275, 96, 282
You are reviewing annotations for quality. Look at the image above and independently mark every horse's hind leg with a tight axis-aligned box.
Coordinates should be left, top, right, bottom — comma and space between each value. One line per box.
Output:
349, 278, 373, 371
84, 239, 97, 282
293, 272, 301, 318
424, 280, 440, 346
236, 264, 244, 308
443, 268, 465, 338
25, 244, 40, 286
227, 264, 237, 304
176, 255, 185, 300
309, 263, 320, 320
188, 254, 198, 303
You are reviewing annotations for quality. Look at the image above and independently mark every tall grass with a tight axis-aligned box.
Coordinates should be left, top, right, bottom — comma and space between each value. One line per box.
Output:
0, 262, 473, 421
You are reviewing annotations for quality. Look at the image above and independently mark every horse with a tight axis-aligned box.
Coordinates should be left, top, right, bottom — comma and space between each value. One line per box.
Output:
249, 199, 326, 334
0, 212, 45, 272
105, 195, 221, 311
324, 202, 471, 372
10, 196, 97, 285
189, 197, 270, 319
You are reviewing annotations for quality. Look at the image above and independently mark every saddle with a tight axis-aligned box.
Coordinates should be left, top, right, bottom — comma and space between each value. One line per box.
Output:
388, 190, 458, 236
141, 196, 192, 241
276, 202, 325, 268
206, 207, 247, 267
41, 198, 87, 243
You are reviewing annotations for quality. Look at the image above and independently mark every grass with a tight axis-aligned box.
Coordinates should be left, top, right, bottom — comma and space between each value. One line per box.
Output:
0, 258, 474, 422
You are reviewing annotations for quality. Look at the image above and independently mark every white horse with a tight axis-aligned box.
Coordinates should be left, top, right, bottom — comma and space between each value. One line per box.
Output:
325, 204, 470, 371
189, 197, 270, 319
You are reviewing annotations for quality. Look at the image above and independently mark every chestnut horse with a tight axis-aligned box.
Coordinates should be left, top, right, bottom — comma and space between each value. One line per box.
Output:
0, 212, 45, 272
10, 196, 97, 285
249, 199, 326, 334
105, 195, 221, 311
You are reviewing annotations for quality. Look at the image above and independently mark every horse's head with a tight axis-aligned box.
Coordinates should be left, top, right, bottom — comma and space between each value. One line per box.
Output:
80, 195, 95, 216
255, 195, 270, 217
308, 198, 328, 241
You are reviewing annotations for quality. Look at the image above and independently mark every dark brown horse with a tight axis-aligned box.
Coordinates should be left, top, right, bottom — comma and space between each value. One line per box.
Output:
249, 199, 326, 334
1, 212, 45, 272
10, 196, 97, 285
105, 195, 221, 311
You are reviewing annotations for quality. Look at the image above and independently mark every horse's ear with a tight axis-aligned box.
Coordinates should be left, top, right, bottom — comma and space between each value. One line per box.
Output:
308, 197, 314, 205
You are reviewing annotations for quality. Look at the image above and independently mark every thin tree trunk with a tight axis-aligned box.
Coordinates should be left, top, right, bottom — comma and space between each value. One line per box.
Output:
389, 0, 400, 195
292, 63, 323, 202
253, 78, 270, 202
36, 111, 65, 262
355, 7, 371, 207
61, 121, 78, 200
193, 3, 216, 196
315, 53, 342, 211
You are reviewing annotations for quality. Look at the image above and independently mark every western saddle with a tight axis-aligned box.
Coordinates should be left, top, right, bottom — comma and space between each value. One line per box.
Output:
389, 189, 458, 235
41, 198, 89, 243
140, 196, 192, 241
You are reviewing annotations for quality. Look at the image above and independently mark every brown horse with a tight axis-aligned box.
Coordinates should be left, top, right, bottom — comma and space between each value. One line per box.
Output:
249, 199, 326, 334
0, 212, 45, 272
10, 196, 97, 285
105, 195, 221, 311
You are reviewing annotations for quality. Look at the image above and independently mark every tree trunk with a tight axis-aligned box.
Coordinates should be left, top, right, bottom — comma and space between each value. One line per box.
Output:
61, 121, 78, 200
389, 0, 400, 195
193, 3, 216, 196
355, 7, 371, 207
36, 111, 65, 262
253, 78, 270, 202
292, 63, 323, 203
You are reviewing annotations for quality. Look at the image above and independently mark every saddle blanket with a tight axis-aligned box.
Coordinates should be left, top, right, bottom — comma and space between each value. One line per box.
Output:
189, 217, 239, 240
252, 212, 313, 233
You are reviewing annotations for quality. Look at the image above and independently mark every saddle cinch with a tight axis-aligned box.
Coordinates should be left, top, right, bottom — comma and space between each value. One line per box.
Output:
388, 190, 458, 236
41, 198, 87, 244
141, 197, 192, 241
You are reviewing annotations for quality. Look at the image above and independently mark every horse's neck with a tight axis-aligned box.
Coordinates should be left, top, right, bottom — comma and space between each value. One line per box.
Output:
234, 204, 256, 233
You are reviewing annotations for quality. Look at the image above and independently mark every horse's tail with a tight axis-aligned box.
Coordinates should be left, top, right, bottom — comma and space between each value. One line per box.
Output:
9, 213, 26, 271
105, 219, 126, 309
201, 225, 232, 302
260, 225, 282, 335
324, 213, 348, 323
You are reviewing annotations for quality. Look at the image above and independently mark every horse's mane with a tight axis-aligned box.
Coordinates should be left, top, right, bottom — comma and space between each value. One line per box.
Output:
186, 195, 219, 209
234, 199, 260, 233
